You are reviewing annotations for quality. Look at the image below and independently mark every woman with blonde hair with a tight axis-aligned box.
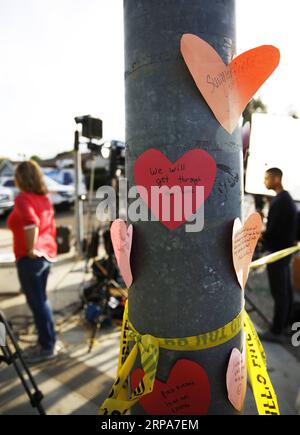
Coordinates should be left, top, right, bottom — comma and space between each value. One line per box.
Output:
7, 160, 57, 363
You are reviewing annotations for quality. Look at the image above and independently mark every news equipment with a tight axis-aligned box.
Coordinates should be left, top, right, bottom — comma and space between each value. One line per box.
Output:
82, 229, 127, 353
56, 226, 72, 254
74, 115, 104, 257
0, 310, 46, 415
74, 115, 103, 141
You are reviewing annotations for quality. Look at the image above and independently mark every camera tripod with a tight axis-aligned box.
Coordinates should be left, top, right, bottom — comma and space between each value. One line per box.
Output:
0, 310, 46, 415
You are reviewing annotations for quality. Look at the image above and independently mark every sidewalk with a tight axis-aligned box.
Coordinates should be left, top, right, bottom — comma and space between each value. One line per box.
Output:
245, 340, 300, 415
0, 252, 120, 415
0, 254, 299, 415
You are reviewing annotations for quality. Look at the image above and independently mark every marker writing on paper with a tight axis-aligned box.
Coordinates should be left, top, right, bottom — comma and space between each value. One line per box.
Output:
207, 69, 233, 93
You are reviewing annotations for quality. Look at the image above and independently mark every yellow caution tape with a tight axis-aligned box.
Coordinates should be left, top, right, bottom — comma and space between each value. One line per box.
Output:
99, 237, 293, 414
244, 311, 280, 415
100, 303, 280, 415
116, 300, 131, 404
100, 330, 159, 414
100, 304, 244, 415
250, 244, 300, 270
117, 301, 130, 373
244, 310, 266, 366
129, 309, 243, 352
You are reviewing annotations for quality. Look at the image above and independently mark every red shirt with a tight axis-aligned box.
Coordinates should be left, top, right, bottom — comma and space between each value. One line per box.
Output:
7, 192, 57, 261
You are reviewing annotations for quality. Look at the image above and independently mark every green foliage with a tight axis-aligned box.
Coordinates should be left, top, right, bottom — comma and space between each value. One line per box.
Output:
242, 97, 267, 125
30, 155, 41, 162
289, 111, 299, 119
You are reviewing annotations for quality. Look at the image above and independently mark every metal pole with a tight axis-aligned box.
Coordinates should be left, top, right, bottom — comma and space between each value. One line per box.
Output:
124, 0, 243, 415
85, 156, 96, 271
87, 155, 96, 240
74, 130, 84, 257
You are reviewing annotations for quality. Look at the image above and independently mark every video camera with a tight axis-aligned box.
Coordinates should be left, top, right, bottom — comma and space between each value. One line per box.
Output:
74, 115, 103, 140
74, 115, 125, 177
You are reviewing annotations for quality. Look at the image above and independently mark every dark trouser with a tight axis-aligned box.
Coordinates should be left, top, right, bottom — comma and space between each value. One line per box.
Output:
267, 256, 294, 335
17, 257, 56, 351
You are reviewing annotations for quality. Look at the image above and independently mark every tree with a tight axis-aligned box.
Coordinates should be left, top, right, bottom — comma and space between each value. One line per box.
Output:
288, 110, 299, 119
242, 97, 267, 125
30, 155, 41, 163
125, 0, 243, 415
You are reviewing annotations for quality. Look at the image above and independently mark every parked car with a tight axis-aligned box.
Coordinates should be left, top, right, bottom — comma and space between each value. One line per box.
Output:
44, 175, 75, 208
42, 167, 87, 197
0, 178, 18, 199
0, 186, 14, 216
0, 175, 75, 209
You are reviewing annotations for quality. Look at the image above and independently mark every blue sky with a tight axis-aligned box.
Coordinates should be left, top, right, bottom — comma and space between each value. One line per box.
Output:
0, 0, 299, 159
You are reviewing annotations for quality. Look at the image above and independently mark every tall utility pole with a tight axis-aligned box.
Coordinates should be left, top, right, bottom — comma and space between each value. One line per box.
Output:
124, 0, 243, 415
74, 130, 84, 257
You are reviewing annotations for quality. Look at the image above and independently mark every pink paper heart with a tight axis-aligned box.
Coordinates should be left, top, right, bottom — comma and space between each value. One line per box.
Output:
232, 213, 262, 290
226, 344, 247, 412
110, 219, 133, 288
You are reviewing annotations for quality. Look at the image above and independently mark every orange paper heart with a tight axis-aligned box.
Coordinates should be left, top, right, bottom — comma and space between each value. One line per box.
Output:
232, 213, 262, 290
181, 34, 280, 134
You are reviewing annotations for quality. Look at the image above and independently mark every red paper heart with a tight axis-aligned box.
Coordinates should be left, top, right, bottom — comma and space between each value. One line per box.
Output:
181, 34, 280, 134
134, 149, 216, 230
131, 359, 211, 415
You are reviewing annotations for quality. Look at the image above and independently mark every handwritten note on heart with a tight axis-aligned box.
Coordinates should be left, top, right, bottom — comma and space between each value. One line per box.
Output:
226, 344, 247, 412
131, 359, 211, 415
110, 219, 133, 289
134, 148, 217, 230
232, 213, 262, 290
181, 34, 280, 134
